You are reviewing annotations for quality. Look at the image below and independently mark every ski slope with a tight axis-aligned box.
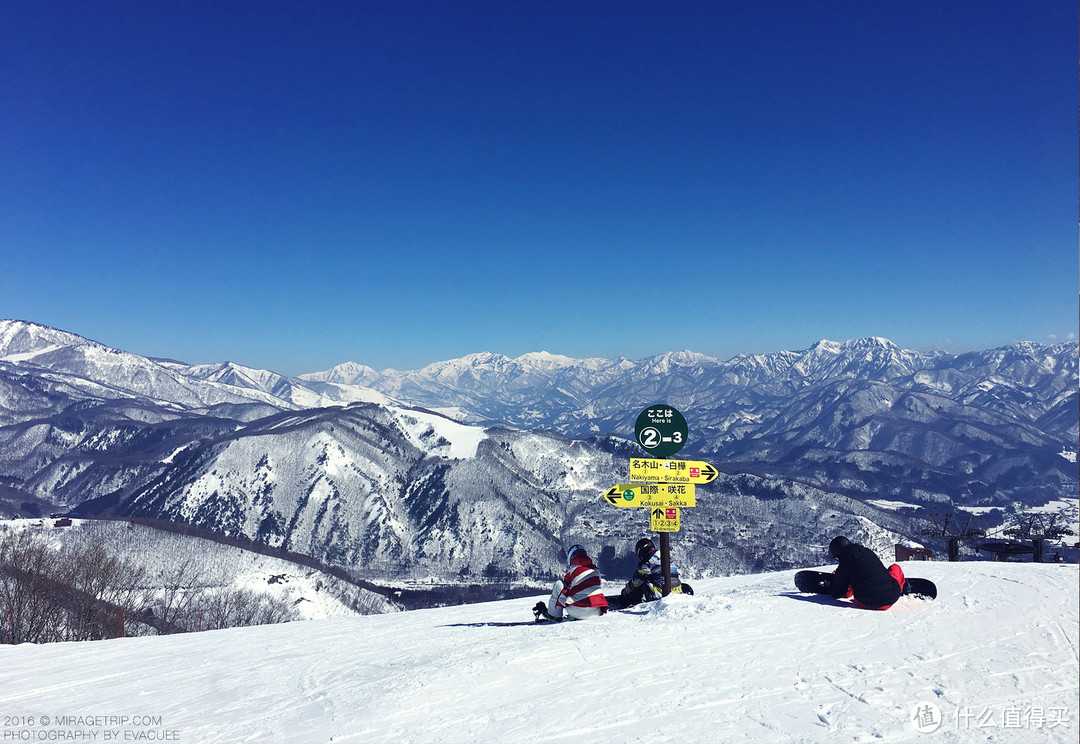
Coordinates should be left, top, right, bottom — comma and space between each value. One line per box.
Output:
1, 561, 1076, 743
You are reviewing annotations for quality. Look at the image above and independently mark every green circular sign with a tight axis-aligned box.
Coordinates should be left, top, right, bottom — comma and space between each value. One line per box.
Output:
634, 404, 688, 458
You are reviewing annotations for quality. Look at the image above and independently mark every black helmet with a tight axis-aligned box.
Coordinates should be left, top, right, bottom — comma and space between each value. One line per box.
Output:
635, 538, 657, 561
829, 536, 851, 560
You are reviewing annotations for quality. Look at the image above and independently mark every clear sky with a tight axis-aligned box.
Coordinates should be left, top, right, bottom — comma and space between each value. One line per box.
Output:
2, 1, 1076, 375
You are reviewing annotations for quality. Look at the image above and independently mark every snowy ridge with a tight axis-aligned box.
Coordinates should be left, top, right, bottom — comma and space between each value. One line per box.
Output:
1, 561, 1075, 742
0, 319, 400, 423
392, 407, 486, 460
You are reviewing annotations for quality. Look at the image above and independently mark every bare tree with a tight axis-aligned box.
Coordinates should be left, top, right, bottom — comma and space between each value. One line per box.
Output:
1, 530, 64, 643
151, 557, 210, 634
55, 541, 149, 641
200, 588, 298, 631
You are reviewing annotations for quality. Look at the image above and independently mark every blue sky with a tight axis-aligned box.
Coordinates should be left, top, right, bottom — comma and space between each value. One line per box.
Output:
2, 1, 1076, 375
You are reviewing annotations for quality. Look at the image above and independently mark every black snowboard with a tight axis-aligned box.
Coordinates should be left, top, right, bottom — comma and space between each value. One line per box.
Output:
794, 570, 834, 594
901, 577, 938, 600
794, 570, 937, 600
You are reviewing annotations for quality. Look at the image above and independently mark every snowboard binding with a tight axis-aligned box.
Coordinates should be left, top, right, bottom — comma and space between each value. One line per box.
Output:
532, 601, 559, 622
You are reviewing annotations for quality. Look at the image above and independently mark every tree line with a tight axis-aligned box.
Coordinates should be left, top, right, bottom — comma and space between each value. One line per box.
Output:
0, 527, 298, 644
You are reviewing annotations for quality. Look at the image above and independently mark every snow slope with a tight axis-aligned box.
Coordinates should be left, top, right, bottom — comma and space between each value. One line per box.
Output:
1, 562, 1076, 743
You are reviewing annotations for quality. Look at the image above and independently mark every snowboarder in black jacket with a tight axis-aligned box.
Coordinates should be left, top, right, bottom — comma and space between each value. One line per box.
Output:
619, 537, 684, 605
828, 536, 905, 611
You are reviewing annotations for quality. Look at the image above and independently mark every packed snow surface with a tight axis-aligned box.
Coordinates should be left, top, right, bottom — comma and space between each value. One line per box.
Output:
1, 562, 1076, 743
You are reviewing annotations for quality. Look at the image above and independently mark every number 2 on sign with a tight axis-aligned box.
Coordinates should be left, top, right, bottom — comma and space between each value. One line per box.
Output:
639, 427, 684, 449
640, 427, 660, 448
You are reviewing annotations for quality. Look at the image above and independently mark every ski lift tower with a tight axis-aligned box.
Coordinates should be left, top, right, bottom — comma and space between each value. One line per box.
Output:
922, 513, 985, 562
1004, 512, 1077, 563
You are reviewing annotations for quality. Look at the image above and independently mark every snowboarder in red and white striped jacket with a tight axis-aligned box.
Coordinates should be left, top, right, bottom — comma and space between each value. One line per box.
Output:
534, 545, 608, 622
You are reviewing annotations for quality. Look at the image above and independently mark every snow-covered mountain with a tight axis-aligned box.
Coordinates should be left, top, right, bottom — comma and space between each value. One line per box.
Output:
0, 320, 393, 426
302, 337, 1076, 441
0, 319, 1074, 586
5, 395, 911, 583
2, 561, 1075, 743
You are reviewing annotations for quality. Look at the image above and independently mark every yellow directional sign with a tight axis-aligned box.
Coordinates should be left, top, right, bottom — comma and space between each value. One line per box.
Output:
629, 458, 718, 485
650, 506, 680, 532
603, 483, 696, 508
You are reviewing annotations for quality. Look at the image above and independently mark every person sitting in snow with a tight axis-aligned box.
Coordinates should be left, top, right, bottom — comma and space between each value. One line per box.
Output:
826, 536, 905, 611
619, 537, 685, 605
533, 544, 609, 622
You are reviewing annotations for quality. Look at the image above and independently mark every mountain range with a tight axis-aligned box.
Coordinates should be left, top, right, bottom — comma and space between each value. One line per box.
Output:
303, 334, 1079, 509
0, 319, 1075, 584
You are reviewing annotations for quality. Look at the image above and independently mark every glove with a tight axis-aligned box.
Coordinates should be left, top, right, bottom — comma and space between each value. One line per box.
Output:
532, 601, 547, 620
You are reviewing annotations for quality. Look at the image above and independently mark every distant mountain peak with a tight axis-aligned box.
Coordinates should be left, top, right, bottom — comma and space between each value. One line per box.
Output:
298, 361, 379, 386
0, 319, 104, 359
843, 337, 901, 350
514, 351, 577, 366
653, 349, 717, 364
808, 337, 901, 354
